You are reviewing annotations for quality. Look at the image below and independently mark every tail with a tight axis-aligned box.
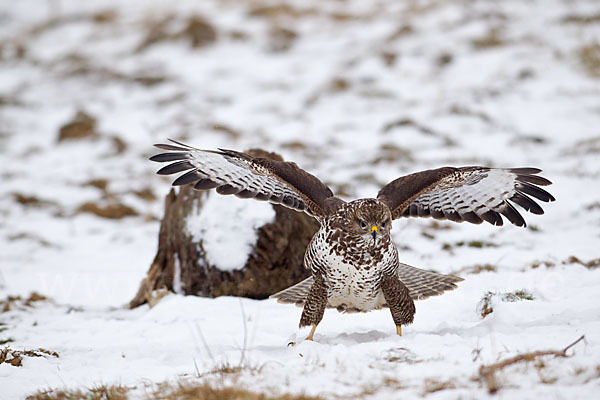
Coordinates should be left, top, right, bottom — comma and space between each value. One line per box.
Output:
270, 276, 314, 307
270, 263, 463, 307
396, 263, 463, 300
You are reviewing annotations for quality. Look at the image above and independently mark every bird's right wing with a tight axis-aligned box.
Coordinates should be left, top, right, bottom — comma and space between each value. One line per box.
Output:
150, 139, 339, 220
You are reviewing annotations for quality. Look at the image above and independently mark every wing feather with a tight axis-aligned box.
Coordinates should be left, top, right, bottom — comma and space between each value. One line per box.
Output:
498, 199, 526, 227
511, 191, 544, 214
515, 181, 554, 202
151, 139, 338, 219
378, 166, 554, 227
156, 160, 196, 175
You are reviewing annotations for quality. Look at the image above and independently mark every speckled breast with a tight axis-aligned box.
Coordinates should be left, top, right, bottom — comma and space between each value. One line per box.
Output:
305, 222, 399, 312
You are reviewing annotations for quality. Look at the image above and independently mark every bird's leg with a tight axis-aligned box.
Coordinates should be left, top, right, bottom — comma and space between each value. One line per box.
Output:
305, 324, 318, 341
288, 323, 319, 347
381, 274, 416, 336
290, 275, 327, 345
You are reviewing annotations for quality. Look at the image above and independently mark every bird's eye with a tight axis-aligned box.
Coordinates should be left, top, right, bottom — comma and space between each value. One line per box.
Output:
359, 220, 367, 229
381, 220, 387, 228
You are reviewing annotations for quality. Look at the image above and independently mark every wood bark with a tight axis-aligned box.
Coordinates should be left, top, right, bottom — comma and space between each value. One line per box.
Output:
130, 152, 319, 308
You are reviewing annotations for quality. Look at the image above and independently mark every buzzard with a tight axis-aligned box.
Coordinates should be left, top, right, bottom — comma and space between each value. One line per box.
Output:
151, 139, 555, 341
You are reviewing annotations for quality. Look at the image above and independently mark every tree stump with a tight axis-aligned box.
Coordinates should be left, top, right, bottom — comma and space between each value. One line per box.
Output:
129, 150, 319, 308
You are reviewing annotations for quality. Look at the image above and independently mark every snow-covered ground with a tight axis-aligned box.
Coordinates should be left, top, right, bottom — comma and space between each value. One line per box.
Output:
1, 0, 599, 398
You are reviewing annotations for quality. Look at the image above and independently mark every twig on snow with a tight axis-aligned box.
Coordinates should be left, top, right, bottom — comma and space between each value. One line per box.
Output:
479, 335, 585, 394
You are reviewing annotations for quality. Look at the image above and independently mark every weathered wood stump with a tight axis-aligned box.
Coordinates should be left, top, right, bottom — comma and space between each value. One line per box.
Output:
129, 150, 319, 308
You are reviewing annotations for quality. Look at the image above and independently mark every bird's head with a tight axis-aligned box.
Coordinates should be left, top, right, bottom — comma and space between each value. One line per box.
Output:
345, 198, 392, 243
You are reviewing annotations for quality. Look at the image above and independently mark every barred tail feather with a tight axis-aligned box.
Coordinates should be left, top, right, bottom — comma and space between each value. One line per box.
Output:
270, 277, 314, 306
397, 262, 463, 300
269, 264, 463, 307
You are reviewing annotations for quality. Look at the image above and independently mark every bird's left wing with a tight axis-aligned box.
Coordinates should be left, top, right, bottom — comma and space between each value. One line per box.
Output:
150, 139, 337, 219
377, 167, 555, 227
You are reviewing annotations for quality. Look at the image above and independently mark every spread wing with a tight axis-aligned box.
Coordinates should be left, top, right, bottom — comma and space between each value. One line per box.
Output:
150, 139, 337, 220
377, 167, 555, 227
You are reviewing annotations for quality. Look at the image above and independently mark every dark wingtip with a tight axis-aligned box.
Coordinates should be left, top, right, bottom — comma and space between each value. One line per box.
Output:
156, 161, 195, 175
509, 167, 542, 175
149, 152, 190, 163
480, 210, 504, 226
500, 200, 527, 227
149, 153, 164, 162
154, 143, 187, 151
167, 138, 191, 147
172, 170, 202, 186
515, 182, 555, 203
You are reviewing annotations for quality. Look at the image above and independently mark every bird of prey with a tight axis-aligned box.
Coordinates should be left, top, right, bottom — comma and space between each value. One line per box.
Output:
150, 139, 555, 341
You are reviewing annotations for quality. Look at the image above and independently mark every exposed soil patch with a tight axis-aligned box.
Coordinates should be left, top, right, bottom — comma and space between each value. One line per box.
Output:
0, 347, 59, 367
76, 201, 139, 219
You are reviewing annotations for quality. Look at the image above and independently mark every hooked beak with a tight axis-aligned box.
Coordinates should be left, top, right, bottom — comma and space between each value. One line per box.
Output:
370, 225, 378, 240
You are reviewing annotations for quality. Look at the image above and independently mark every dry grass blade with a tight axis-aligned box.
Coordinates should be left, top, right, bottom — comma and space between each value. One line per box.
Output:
152, 382, 324, 400
479, 335, 586, 393
26, 384, 129, 400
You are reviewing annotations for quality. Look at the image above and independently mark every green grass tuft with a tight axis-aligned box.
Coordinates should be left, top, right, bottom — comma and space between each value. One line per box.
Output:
478, 289, 535, 318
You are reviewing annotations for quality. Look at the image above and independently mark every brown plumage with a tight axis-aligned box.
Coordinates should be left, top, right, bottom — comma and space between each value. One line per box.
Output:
151, 139, 555, 341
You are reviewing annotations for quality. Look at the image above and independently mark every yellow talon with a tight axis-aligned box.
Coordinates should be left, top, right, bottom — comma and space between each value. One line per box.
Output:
289, 324, 318, 346
396, 325, 402, 336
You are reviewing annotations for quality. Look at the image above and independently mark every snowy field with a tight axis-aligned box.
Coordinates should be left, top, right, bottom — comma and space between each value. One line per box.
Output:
1, 0, 600, 398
